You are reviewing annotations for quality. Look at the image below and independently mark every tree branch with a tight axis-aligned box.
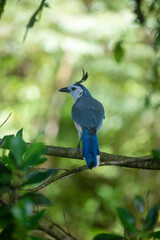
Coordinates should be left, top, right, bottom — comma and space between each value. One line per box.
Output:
0, 139, 158, 171
38, 222, 70, 240
0, 137, 153, 193
134, 0, 145, 24
0, 0, 7, 19
43, 215, 78, 240
0, 113, 12, 128
45, 144, 160, 171
44, 144, 157, 170
23, 0, 48, 41
19, 153, 160, 193
19, 165, 88, 192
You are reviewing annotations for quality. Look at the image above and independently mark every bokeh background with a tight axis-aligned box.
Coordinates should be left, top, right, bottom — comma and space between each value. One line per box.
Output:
0, 0, 160, 239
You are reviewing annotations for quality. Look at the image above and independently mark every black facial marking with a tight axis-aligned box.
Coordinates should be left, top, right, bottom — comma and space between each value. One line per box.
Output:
72, 87, 76, 91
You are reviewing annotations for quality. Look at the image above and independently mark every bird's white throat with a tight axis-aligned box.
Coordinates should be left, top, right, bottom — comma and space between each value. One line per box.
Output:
68, 84, 83, 102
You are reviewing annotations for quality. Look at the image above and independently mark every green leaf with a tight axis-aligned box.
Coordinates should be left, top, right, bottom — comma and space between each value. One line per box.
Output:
24, 142, 46, 168
12, 198, 45, 230
21, 193, 52, 206
155, 30, 160, 51
23, 169, 57, 185
12, 198, 34, 227
10, 129, 27, 167
2, 155, 16, 170
143, 205, 159, 231
0, 162, 12, 185
29, 236, 43, 240
114, 41, 124, 62
0, 134, 14, 149
0, 0, 7, 18
117, 207, 136, 233
152, 149, 160, 162
0, 205, 13, 228
0, 163, 12, 192
24, 0, 48, 41
148, 231, 160, 239
44, 3, 50, 8
0, 228, 13, 240
93, 233, 126, 240
29, 209, 46, 228
134, 195, 145, 214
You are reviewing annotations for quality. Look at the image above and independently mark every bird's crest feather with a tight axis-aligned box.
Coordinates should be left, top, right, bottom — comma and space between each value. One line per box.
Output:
75, 69, 88, 85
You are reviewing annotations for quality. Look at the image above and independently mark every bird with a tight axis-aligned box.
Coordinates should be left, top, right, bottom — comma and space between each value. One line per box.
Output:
59, 70, 105, 169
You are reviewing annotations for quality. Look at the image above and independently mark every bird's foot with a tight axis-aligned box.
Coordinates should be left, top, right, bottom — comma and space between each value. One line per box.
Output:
76, 143, 81, 151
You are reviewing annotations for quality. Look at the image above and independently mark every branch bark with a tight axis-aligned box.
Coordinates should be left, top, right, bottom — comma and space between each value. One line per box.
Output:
0, 113, 12, 128
38, 223, 70, 240
38, 216, 78, 239
19, 165, 88, 192
0, 139, 158, 171
1, 139, 155, 193
45, 144, 158, 170
43, 215, 78, 240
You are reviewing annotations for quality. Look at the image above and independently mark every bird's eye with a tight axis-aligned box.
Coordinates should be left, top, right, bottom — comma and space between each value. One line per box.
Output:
71, 87, 76, 91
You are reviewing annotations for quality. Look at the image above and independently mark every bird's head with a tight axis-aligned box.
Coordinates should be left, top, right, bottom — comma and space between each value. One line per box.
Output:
59, 70, 91, 101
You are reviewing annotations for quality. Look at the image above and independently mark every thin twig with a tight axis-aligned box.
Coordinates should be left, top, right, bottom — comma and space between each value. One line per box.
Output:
38, 223, 69, 240
0, 113, 12, 128
63, 211, 70, 236
18, 155, 160, 194
19, 165, 88, 192
29, 166, 69, 171
43, 216, 77, 240
23, 0, 47, 41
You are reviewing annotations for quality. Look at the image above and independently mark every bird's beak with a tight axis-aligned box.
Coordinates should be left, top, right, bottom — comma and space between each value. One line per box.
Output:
58, 87, 69, 93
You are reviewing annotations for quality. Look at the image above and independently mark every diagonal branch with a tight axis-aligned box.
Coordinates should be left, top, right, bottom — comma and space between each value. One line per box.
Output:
43, 215, 78, 240
19, 158, 160, 194
19, 165, 88, 192
0, 113, 12, 128
1, 137, 160, 193
38, 222, 70, 240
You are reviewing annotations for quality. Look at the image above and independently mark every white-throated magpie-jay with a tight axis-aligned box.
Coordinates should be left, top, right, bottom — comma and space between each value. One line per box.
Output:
59, 70, 105, 169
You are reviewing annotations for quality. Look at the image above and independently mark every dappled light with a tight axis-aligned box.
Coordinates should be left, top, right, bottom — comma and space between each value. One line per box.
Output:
0, 0, 160, 239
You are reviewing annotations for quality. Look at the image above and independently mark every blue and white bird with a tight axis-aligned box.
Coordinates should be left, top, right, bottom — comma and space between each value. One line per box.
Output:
59, 70, 105, 169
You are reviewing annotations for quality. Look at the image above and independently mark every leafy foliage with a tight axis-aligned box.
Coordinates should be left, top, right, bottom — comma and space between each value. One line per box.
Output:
0, 0, 6, 18
114, 41, 124, 63
134, 195, 145, 214
152, 149, 160, 163
117, 207, 136, 233
93, 195, 160, 240
93, 233, 126, 240
0, 129, 57, 240
143, 205, 159, 231
23, 0, 50, 41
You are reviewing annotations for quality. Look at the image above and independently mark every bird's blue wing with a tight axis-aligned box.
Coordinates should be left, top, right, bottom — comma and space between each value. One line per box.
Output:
72, 105, 97, 135
72, 96, 104, 135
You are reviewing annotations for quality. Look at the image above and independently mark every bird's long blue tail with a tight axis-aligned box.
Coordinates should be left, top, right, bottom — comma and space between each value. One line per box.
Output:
82, 130, 100, 169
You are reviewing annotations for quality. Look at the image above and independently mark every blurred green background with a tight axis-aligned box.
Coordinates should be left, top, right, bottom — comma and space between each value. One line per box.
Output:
0, 0, 160, 239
